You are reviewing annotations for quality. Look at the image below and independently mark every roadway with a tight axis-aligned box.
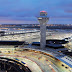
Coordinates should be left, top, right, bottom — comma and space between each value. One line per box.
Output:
0, 57, 30, 72
0, 48, 71, 72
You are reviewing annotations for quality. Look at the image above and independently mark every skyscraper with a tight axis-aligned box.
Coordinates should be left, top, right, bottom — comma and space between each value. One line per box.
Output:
37, 11, 49, 48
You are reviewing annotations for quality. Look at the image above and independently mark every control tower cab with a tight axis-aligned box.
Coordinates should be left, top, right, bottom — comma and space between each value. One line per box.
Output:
38, 11, 49, 24
40, 11, 47, 16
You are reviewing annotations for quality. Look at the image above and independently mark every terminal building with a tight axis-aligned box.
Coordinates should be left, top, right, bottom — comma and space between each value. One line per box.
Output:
32, 39, 69, 49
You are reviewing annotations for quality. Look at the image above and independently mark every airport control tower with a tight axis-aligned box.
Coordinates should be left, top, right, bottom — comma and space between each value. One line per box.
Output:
37, 11, 49, 48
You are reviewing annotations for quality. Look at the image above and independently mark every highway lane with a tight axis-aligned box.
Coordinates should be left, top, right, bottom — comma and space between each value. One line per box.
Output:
0, 57, 31, 72
0, 48, 71, 72
0, 48, 58, 72
0, 55, 42, 72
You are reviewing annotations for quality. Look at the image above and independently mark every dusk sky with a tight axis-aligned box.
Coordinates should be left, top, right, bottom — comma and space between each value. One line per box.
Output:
0, 0, 72, 24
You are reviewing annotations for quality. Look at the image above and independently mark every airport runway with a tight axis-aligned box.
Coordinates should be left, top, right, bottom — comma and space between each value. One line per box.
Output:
0, 30, 72, 42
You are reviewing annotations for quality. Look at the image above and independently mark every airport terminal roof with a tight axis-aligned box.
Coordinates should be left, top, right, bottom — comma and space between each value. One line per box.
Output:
0, 41, 25, 45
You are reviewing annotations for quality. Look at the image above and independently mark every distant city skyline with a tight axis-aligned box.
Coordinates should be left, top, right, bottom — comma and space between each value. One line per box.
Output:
0, 0, 72, 24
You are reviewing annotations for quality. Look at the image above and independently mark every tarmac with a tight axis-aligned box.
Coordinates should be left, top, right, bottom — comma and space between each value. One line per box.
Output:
0, 29, 72, 72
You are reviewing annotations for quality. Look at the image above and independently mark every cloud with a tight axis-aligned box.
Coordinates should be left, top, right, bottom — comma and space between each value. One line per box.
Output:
0, 0, 72, 24
64, 10, 72, 13
0, 16, 72, 24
